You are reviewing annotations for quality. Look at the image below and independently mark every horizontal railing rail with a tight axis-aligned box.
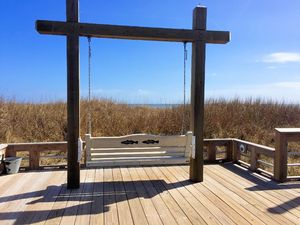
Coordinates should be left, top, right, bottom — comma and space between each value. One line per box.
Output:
232, 139, 275, 177
6, 142, 68, 170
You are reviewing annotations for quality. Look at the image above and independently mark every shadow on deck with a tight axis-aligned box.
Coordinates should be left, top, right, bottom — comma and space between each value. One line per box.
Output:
0, 179, 191, 224
220, 163, 300, 215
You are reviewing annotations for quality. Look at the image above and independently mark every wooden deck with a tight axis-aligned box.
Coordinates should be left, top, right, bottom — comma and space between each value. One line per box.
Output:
1, 164, 300, 225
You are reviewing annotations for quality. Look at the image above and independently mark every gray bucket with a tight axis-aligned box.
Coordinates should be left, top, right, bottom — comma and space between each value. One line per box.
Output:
4, 157, 22, 174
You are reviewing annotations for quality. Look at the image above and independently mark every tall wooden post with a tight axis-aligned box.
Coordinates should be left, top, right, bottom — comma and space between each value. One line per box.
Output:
190, 6, 206, 182
67, 0, 80, 189
274, 129, 288, 182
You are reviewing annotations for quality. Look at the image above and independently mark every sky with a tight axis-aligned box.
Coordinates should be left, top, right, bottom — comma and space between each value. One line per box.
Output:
1, 0, 300, 104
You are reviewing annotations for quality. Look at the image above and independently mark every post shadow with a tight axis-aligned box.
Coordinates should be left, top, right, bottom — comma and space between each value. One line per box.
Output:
267, 196, 300, 214
220, 163, 300, 191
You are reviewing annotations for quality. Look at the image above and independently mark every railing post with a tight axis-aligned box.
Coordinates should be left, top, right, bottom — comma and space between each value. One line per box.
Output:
250, 149, 258, 171
232, 139, 239, 162
274, 129, 288, 182
30, 146, 40, 170
208, 142, 216, 162
226, 140, 233, 161
6, 145, 16, 157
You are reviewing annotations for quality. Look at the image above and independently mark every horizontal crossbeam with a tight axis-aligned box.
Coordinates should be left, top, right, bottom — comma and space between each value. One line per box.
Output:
36, 20, 230, 44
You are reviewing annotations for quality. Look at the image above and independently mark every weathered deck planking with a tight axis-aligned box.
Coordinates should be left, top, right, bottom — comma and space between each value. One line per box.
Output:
111, 168, 133, 225
143, 166, 192, 225
1, 164, 300, 224
206, 165, 300, 224
128, 167, 163, 225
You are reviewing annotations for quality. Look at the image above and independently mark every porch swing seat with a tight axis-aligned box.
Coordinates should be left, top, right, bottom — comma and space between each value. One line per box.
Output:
85, 132, 193, 167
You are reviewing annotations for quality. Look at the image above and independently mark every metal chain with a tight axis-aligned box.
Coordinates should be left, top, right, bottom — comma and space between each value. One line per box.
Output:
181, 42, 187, 135
88, 37, 92, 135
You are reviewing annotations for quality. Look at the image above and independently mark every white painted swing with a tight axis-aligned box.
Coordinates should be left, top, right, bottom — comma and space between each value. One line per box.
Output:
85, 132, 193, 167
85, 38, 193, 167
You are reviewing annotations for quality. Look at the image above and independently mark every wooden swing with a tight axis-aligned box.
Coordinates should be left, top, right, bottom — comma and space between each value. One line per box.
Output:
85, 39, 193, 167
85, 132, 193, 167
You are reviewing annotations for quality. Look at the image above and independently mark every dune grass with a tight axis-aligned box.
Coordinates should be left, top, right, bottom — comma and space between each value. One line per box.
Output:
1, 97, 300, 147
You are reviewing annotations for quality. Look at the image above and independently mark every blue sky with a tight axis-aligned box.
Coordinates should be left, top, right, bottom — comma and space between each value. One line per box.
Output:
1, 0, 300, 103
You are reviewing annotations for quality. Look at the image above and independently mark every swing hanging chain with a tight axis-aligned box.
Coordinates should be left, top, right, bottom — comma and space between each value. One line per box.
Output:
181, 42, 187, 135
88, 37, 92, 135
86, 37, 186, 136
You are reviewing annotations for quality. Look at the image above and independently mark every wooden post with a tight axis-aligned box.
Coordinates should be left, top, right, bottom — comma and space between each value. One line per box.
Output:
29, 146, 40, 170
274, 130, 288, 182
231, 139, 239, 163
207, 143, 216, 162
226, 141, 233, 162
249, 149, 258, 171
190, 6, 206, 182
67, 0, 80, 189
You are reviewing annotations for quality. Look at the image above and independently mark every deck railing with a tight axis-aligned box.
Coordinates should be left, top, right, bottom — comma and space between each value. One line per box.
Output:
203, 129, 300, 182
6, 142, 68, 170
4, 128, 300, 182
203, 138, 233, 162
204, 138, 275, 177
232, 139, 275, 178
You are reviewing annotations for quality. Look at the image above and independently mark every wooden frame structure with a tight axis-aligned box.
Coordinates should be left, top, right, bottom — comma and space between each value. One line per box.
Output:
36, 0, 230, 188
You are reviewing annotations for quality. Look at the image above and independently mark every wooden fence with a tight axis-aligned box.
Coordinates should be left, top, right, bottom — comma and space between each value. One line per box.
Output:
5, 142, 68, 170
3, 128, 300, 182
232, 139, 275, 178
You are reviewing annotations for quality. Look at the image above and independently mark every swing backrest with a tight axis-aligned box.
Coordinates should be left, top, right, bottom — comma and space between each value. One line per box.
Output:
85, 132, 192, 167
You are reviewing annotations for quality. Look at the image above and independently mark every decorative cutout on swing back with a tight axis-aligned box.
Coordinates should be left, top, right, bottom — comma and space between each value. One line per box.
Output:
121, 140, 138, 145
142, 139, 159, 144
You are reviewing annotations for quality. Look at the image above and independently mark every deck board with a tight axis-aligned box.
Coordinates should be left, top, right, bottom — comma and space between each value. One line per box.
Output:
128, 167, 163, 225
143, 166, 193, 225
23, 170, 65, 225
120, 167, 149, 225
208, 165, 300, 224
163, 166, 235, 225
112, 167, 134, 225
60, 169, 88, 225
157, 166, 220, 225
171, 166, 251, 225
103, 167, 119, 225
204, 168, 290, 224
1, 164, 300, 225
89, 168, 104, 225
